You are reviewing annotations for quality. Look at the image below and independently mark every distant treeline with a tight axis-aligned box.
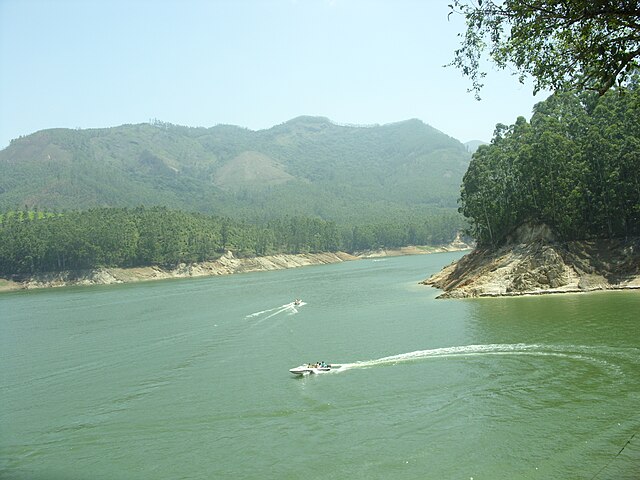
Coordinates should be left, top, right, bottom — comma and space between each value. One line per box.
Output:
460, 82, 640, 247
0, 207, 465, 275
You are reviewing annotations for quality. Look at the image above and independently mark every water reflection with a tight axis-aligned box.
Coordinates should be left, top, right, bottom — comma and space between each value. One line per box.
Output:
465, 291, 640, 347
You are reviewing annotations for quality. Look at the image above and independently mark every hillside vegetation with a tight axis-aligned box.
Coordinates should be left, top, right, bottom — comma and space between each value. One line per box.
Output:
0, 206, 466, 276
459, 84, 640, 246
0, 116, 470, 224
424, 84, 640, 298
0, 118, 473, 276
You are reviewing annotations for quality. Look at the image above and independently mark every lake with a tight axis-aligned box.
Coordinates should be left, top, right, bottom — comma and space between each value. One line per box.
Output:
1, 252, 639, 479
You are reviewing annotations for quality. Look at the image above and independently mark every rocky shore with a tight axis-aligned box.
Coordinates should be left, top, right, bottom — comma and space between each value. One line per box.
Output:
422, 228, 640, 298
0, 237, 474, 293
0, 251, 357, 292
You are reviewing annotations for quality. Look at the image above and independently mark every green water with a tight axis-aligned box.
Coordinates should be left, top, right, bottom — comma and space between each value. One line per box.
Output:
1, 252, 639, 479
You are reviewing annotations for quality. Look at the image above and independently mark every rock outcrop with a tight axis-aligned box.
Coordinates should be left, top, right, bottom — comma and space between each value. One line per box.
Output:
422, 227, 640, 298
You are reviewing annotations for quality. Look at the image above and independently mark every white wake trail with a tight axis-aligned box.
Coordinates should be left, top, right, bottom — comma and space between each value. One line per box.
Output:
245, 306, 281, 318
333, 344, 619, 374
247, 301, 306, 322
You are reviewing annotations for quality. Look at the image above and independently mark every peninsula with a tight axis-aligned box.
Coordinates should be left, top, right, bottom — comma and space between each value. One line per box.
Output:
429, 86, 640, 298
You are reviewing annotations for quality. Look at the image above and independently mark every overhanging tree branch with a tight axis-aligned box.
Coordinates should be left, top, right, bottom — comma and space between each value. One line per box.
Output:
449, 0, 640, 96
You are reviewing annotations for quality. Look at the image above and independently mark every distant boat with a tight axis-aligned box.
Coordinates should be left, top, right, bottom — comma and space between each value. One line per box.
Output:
289, 362, 340, 375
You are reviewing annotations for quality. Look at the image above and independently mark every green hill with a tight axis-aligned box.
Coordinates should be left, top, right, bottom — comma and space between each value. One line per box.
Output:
0, 117, 470, 223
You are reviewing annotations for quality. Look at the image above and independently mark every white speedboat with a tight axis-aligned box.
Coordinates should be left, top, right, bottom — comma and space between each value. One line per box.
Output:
289, 363, 340, 375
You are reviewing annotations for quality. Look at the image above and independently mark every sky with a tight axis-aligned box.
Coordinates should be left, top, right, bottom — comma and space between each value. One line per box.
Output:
0, 0, 549, 150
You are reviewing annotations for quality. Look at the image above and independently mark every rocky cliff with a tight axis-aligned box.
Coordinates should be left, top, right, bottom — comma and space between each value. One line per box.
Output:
422, 226, 640, 298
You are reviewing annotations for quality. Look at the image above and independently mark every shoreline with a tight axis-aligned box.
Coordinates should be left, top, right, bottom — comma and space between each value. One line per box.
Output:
457, 283, 640, 298
0, 251, 356, 292
422, 236, 640, 299
0, 244, 471, 293
355, 243, 471, 258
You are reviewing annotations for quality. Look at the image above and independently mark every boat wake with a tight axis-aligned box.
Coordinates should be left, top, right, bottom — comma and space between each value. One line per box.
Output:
246, 301, 306, 321
332, 343, 629, 374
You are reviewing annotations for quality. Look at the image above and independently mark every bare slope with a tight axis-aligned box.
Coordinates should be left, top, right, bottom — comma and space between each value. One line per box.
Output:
423, 225, 640, 298
212, 151, 294, 189
1, 251, 358, 291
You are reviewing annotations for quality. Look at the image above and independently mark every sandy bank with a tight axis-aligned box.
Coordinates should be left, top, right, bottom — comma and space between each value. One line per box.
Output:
0, 239, 473, 293
358, 234, 472, 258
357, 244, 471, 258
0, 251, 357, 292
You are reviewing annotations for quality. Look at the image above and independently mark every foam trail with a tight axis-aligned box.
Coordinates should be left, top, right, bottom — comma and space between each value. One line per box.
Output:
333, 344, 617, 373
285, 301, 306, 316
249, 301, 306, 323
246, 306, 281, 318
262, 305, 292, 320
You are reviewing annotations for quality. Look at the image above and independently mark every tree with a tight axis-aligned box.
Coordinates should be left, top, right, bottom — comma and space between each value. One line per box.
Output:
450, 0, 640, 97
458, 85, 640, 246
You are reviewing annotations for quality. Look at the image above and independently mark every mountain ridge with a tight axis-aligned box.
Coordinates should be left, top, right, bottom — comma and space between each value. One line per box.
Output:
0, 117, 471, 223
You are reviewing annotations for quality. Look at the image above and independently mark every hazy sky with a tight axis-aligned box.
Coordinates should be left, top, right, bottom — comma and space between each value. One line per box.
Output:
0, 0, 548, 149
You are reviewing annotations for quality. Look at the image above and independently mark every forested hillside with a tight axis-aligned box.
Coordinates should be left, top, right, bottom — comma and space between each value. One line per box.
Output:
0, 117, 473, 276
0, 117, 469, 223
459, 83, 640, 247
0, 207, 464, 275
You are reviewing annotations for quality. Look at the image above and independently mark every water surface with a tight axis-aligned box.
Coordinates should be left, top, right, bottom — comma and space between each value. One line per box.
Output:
1, 252, 638, 479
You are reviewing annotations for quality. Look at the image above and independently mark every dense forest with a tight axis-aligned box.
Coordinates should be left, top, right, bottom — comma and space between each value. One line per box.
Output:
0, 207, 465, 275
0, 116, 472, 276
459, 82, 640, 247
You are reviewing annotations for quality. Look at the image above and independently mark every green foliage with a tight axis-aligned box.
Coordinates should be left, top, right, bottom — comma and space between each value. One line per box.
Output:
0, 117, 472, 275
0, 118, 470, 224
0, 210, 56, 223
0, 207, 466, 275
450, 1, 640, 97
459, 85, 640, 246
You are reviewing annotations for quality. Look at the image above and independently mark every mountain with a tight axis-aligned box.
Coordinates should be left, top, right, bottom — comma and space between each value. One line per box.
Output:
464, 140, 488, 153
0, 117, 471, 223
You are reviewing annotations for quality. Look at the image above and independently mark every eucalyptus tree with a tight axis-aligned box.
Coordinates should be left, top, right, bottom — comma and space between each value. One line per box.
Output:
583, 85, 640, 237
458, 85, 640, 246
525, 92, 587, 238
